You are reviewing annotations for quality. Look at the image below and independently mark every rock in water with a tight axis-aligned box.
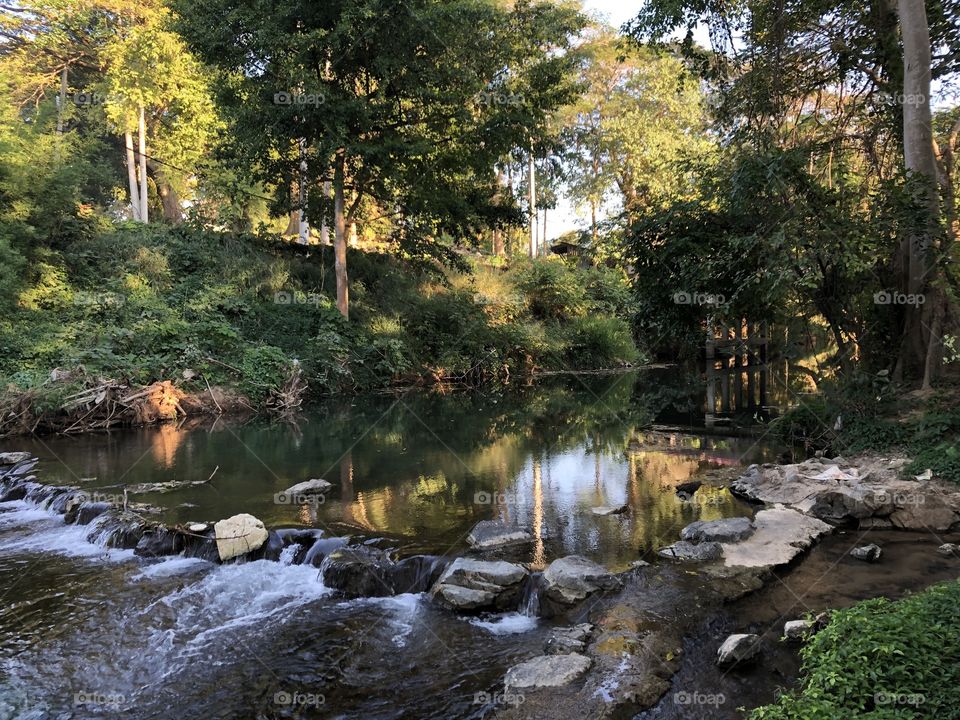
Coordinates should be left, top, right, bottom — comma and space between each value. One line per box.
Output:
504, 653, 592, 690
680, 517, 755, 543
716, 634, 761, 666
783, 619, 814, 641
320, 546, 395, 597
544, 624, 593, 655
0, 452, 32, 466
213, 513, 269, 561
541, 555, 621, 605
466, 520, 532, 550
657, 540, 723, 562
591, 504, 629, 516
937, 543, 959, 557
720, 507, 832, 569
431, 557, 527, 612
850, 543, 882, 562
280, 479, 332, 499
675, 480, 702, 499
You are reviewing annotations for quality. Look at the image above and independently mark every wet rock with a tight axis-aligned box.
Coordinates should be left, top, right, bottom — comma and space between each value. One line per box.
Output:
280, 478, 332, 499
181, 526, 220, 562
504, 653, 592, 690
937, 543, 960, 557
213, 513, 269, 562
248, 530, 284, 561
466, 520, 532, 550
544, 623, 593, 655
859, 517, 893, 529
631, 560, 651, 569
716, 633, 760, 666
783, 619, 813, 641
657, 541, 723, 562
431, 557, 527, 612
187, 522, 210, 533
680, 517, 754, 543
720, 507, 832, 569
591, 504, 629, 516
388, 555, 448, 594
86, 509, 150, 549
0, 452, 32, 465
321, 546, 395, 597
64, 497, 113, 526
850, 543, 882, 562
135, 526, 185, 557
541, 555, 622, 608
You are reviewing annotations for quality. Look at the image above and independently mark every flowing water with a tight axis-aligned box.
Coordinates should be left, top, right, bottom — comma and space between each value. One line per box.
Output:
0, 371, 783, 719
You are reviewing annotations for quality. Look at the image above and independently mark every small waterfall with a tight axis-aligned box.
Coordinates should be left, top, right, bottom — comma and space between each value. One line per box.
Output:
519, 572, 543, 617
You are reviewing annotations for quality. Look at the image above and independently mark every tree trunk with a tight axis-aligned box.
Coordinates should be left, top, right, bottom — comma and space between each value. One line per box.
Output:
56, 65, 68, 136
297, 138, 309, 244
333, 152, 349, 319
897, 0, 940, 381
124, 131, 141, 222
590, 200, 597, 245
528, 146, 536, 257
542, 207, 547, 253
146, 159, 183, 224
137, 106, 149, 224
320, 180, 331, 245
492, 166, 505, 257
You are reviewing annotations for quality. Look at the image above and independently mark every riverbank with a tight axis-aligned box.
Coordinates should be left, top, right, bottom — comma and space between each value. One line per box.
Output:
0, 225, 643, 439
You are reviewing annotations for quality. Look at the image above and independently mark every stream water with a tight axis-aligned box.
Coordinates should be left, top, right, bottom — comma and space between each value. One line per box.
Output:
0, 371, 784, 719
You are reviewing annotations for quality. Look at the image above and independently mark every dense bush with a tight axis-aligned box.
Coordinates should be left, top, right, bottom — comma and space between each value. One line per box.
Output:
751, 580, 960, 720
0, 225, 644, 408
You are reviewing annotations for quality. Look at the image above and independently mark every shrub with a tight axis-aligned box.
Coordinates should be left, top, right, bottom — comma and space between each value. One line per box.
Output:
750, 580, 960, 720
560, 316, 641, 370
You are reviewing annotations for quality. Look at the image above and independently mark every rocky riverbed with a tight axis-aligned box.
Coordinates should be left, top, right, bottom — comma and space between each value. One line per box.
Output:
1, 449, 958, 719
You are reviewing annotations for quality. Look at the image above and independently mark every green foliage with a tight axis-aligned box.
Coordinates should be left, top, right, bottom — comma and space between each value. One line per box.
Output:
511, 257, 589, 320
750, 580, 960, 720
560, 315, 640, 369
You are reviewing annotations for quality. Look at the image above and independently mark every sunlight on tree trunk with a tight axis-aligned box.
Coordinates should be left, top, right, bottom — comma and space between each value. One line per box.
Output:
334, 152, 349, 319
528, 146, 536, 257
125, 130, 141, 222
138, 106, 149, 224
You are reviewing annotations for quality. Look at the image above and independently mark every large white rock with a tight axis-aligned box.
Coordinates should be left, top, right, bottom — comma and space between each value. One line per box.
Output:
504, 653, 592, 690
431, 557, 527, 611
720, 507, 832, 569
213, 513, 269, 561
282, 478, 332, 496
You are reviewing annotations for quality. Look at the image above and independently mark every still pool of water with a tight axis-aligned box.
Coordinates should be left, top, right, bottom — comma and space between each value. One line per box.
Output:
0, 372, 783, 719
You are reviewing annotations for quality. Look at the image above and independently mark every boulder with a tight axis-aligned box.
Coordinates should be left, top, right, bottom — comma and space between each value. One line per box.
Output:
937, 543, 959, 557
657, 541, 723, 562
720, 507, 832, 570
850, 543, 882, 562
591, 504, 629, 516
64, 498, 112, 526
541, 555, 622, 606
0, 452, 32, 466
321, 546, 395, 597
504, 653, 592, 690
545, 624, 593, 655
716, 633, 760, 666
680, 517, 754, 543
213, 513, 269, 562
431, 557, 527, 612
783, 619, 813, 641
466, 520, 532, 550
890, 502, 959, 531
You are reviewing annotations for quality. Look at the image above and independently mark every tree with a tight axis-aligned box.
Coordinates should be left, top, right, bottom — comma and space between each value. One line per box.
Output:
174, 0, 584, 318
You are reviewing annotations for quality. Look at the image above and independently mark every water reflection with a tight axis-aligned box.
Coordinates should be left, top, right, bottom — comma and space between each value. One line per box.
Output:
8, 371, 779, 568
